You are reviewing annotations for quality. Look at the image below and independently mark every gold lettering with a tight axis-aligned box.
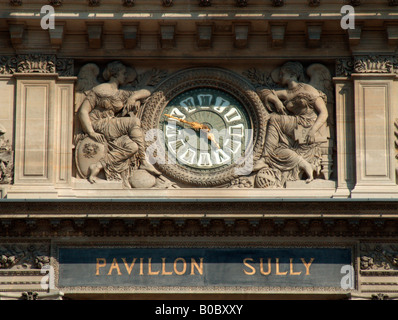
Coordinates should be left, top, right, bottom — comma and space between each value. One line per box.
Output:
122, 258, 137, 275
139, 257, 144, 275
174, 257, 187, 275
301, 258, 315, 275
190, 258, 204, 275
243, 258, 256, 275
275, 258, 288, 275
96, 258, 106, 275
148, 258, 160, 275
161, 258, 173, 275
107, 258, 122, 275
260, 258, 271, 275
289, 258, 302, 275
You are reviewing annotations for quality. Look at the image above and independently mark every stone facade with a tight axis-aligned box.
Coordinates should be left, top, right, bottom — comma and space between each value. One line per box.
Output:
0, 0, 398, 300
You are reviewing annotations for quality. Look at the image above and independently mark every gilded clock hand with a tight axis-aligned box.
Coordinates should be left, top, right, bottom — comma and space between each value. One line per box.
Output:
164, 114, 220, 149
164, 114, 208, 131
206, 132, 221, 150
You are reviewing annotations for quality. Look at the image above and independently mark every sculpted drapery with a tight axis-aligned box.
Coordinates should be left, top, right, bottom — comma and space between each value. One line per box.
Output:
75, 61, 161, 187
253, 62, 332, 186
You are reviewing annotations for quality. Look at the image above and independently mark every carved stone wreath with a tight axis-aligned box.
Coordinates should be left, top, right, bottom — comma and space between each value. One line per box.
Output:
140, 67, 267, 187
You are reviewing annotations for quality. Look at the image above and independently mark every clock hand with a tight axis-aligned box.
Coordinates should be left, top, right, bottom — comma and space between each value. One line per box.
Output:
164, 114, 220, 149
206, 132, 221, 149
164, 114, 208, 131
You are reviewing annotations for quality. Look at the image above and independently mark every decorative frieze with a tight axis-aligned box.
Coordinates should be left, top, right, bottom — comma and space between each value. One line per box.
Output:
17, 54, 56, 74
0, 56, 17, 75
0, 54, 73, 77
360, 244, 398, 271
336, 58, 354, 77
0, 244, 50, 270
0, 217, 397, 238
336, 55, 398, 76
354, 55, 394, 73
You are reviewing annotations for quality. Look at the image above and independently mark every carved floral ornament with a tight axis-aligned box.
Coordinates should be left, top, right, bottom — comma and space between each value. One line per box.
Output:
336, 55, 398, 77
0, 54, 73, 76
0, 244, 50, 270
360, 244, 398, 271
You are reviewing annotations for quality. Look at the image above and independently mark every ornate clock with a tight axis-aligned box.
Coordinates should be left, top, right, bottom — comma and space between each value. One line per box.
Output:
141, 68, 267, 187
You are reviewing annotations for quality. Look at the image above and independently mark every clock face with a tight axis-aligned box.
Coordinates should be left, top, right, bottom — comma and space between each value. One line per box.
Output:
160, 88, 252, 171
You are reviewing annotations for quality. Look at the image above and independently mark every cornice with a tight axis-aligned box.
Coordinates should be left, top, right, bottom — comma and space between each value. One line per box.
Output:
1, 200, 398, 238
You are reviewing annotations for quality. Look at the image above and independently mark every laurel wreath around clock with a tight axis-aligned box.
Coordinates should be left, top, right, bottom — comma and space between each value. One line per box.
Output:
140, 68, 268, 187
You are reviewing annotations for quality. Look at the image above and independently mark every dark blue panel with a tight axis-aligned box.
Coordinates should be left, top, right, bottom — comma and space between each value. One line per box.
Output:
58, 247, 352, 288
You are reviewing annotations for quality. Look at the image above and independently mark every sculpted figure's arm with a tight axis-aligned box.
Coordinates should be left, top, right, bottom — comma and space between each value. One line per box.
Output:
125, 88, 153, 112
78, 99, 106, 144
267, 89, 288, 115
305, 96, 328, 144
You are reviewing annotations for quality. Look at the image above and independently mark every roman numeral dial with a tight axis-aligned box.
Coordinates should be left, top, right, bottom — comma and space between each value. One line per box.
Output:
160, 88, 251, 170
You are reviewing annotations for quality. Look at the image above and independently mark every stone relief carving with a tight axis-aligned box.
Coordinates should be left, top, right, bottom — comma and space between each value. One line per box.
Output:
0, 244, 50, 270
245, 62, 334, 188
0, 56, 17, 74
74, 61, 174, 188
360, 244, 398, 271
0, 124, 13, 185
336, 55, 398, 76
354, 55, 394, 73
16, 54, 56, 74
335, 58, 354, 77
0, 54, 73, 76
74, 62, 335, 189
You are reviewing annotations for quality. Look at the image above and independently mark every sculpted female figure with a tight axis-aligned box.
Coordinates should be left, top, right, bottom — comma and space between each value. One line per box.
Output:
77, 61, 160, 184
253, 62, 329, 183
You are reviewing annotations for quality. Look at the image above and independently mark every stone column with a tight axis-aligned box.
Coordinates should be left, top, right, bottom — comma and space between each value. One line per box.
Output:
6, 55, 75, 199
350, 55, 398, 198
333, 70, 356, 198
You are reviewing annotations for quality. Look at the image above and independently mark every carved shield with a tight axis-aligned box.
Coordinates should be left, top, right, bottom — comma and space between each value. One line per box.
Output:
75, 137, 106, 178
